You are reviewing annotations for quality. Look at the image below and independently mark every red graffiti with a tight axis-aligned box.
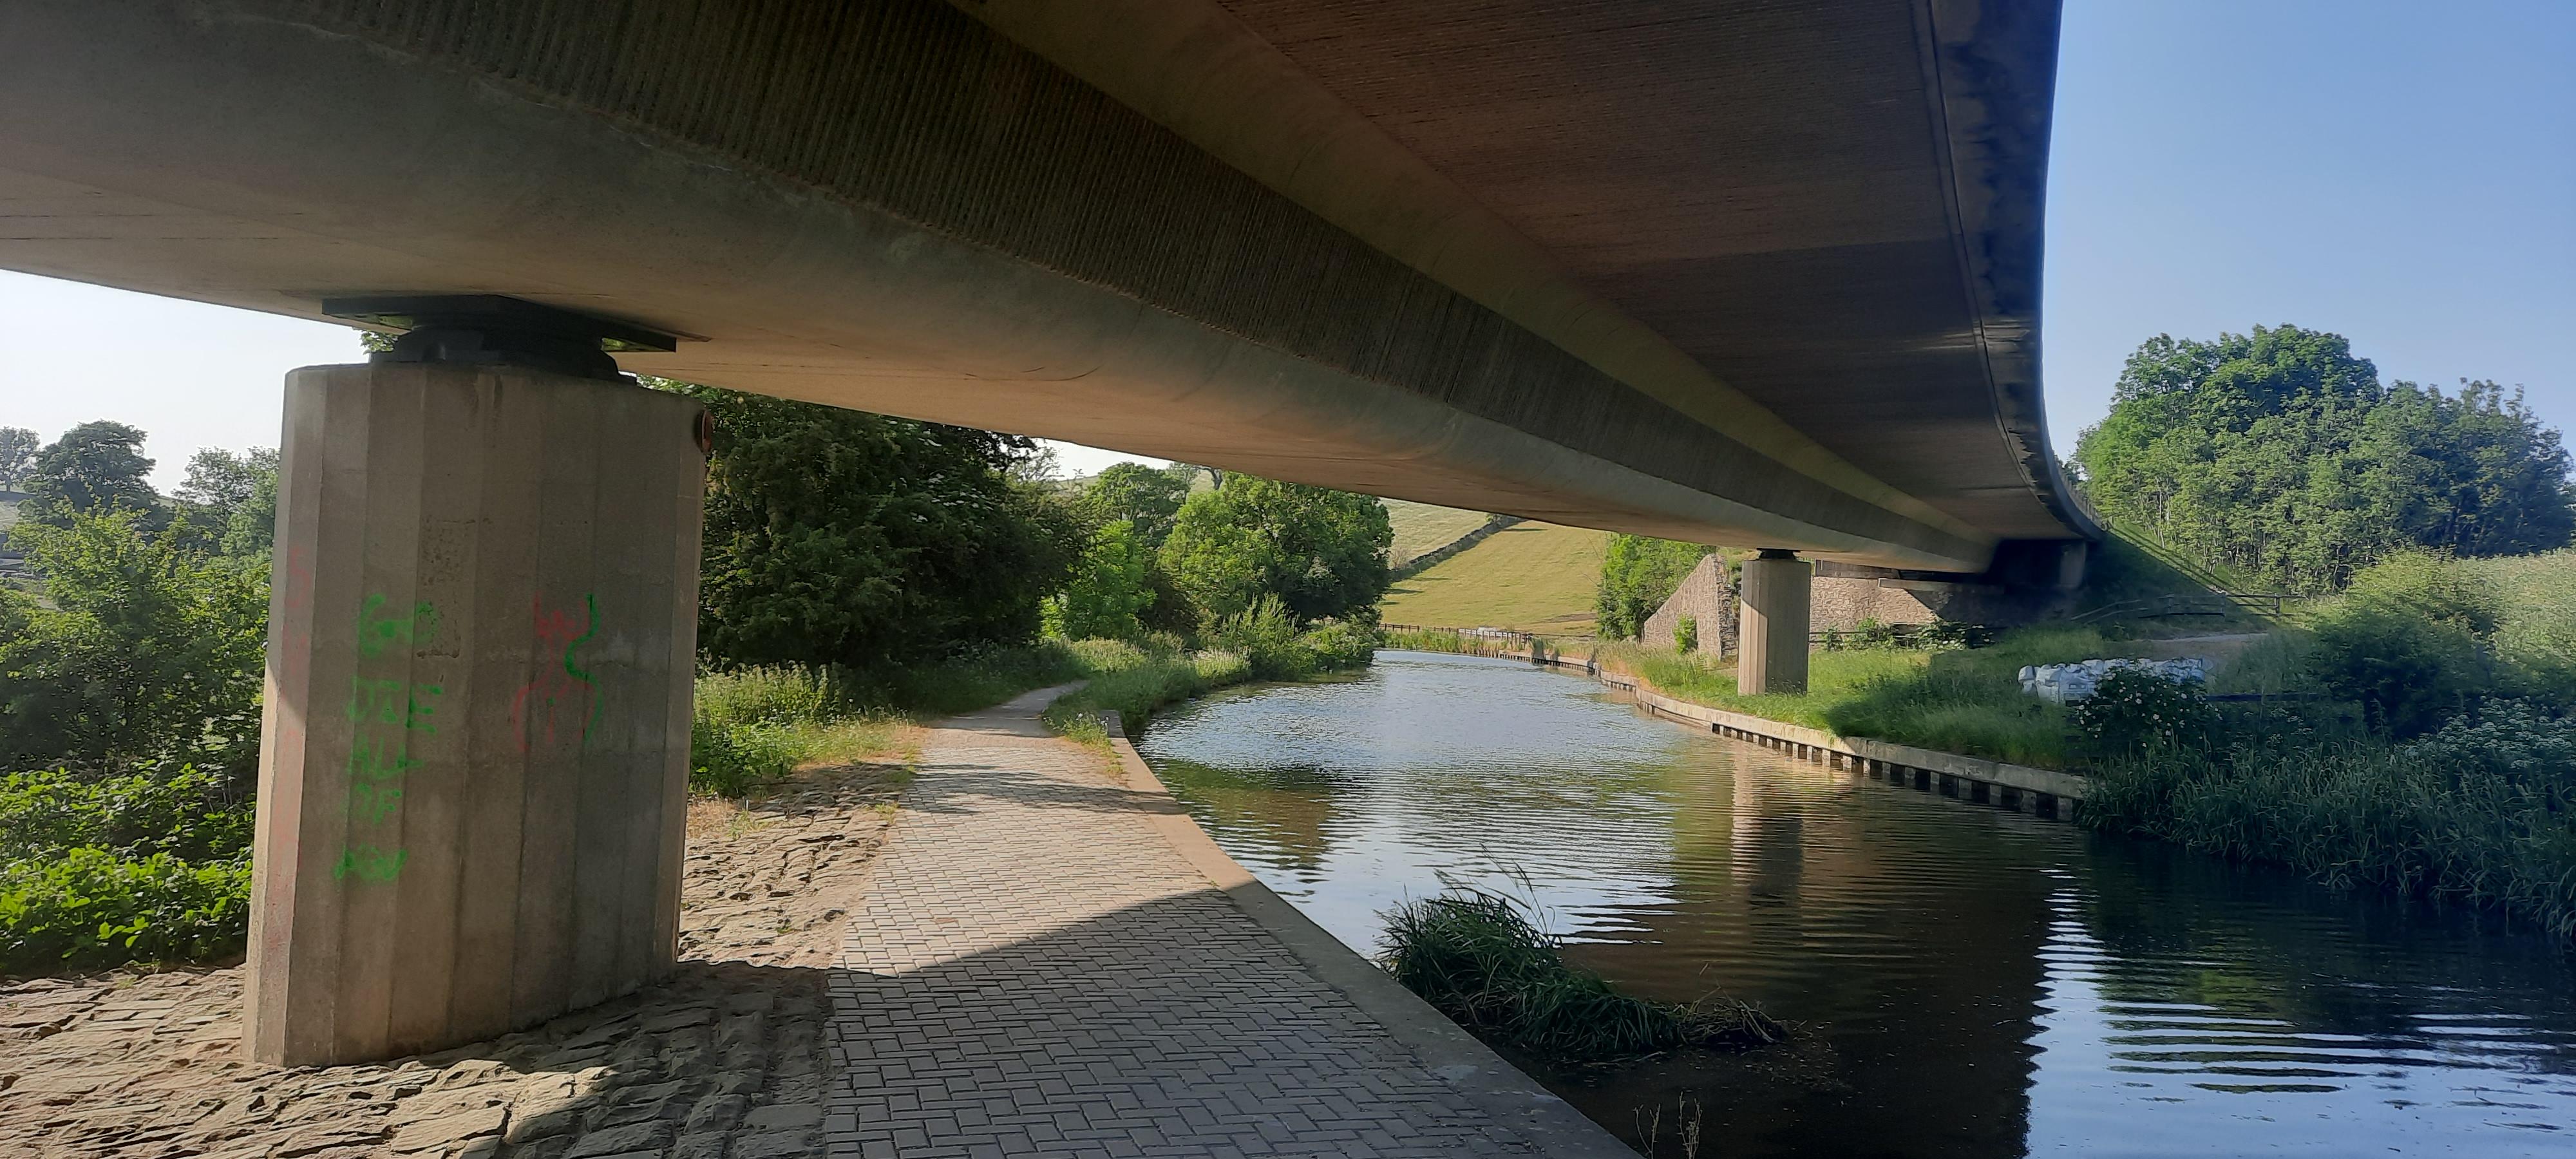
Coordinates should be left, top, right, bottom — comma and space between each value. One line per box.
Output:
511, 593, 600, 753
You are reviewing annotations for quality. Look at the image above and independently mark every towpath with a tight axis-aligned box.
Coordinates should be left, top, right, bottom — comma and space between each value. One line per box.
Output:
824, 686, 1609, 1158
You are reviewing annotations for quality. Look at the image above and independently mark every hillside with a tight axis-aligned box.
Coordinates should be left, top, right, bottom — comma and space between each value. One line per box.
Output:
1379, 521, 1609, 635
1382, 498, 1493, 569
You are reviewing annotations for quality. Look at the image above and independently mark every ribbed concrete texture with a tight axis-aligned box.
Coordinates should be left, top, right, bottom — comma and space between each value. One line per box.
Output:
0, 0, 2099, 572
1738, 551, 1812, 695
245, 363, 706, 1066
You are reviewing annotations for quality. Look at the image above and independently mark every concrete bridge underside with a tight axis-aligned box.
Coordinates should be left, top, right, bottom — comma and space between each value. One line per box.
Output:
1, 0, 2092, 574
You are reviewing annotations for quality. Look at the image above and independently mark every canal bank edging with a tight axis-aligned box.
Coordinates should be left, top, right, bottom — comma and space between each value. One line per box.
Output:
1094, 710, 1638, 1159
1493, 649, 2088, 819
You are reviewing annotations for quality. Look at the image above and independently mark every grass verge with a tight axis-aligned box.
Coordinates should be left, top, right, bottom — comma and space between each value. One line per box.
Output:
1586, 629, 2128, 769
1381, 887, 1783, 1064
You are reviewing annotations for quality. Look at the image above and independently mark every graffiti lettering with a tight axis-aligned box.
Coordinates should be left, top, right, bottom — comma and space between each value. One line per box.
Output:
355, 592, 439, 659
336, 594, 439, 883
513, 593, 600, 753
344, 678, 442, 730
333, 844, 408, 883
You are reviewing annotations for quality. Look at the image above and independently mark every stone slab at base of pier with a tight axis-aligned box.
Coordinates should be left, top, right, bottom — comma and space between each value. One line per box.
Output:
245, 363, 706, 1066
1738, 549, 1812, 695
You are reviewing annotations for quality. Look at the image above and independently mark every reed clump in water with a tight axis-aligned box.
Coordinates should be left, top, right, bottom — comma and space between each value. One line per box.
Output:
1381, 888, 1784, 1064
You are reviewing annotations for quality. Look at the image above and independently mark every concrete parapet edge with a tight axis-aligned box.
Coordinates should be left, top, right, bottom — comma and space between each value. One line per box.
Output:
1091, 709, 1636, 1159
1497, 650, 2088, 812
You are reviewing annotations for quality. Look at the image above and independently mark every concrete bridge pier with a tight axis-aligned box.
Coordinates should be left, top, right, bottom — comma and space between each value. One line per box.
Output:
1737, 549, 1812, 695
245, 346, 706, 1066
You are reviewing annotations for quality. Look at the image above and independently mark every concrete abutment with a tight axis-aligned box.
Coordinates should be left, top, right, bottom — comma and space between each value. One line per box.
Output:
246, 362, 706, 1066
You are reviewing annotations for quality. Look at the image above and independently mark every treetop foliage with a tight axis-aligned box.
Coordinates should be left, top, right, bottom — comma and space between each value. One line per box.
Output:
20, 420, 159, 528
2074, 325, 2573, 592
1157, 473, 1391, 627
1077, 462, 1192, 549
672, 382, 1083, 670
1595, 534, 1716, 640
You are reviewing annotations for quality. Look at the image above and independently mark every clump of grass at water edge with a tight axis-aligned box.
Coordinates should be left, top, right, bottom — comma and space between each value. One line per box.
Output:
1380, 887, 1784, 1065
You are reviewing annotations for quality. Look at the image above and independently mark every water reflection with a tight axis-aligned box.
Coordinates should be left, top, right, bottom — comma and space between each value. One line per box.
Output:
1140, 651, 2576, 1157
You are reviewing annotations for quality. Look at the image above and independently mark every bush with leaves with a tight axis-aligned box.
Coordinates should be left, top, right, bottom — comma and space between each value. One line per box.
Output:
687, 717, 801, 798
2069, 668, 2221, 758
0, 508, 268, 778
1159, 475, 1390, 626
0, 762, 255, 972
1595, 535, 1714, 641
0, 848, 252, 970
0, 763, 251, 864
1210, 595, 1307, 679
1048, 519, 1158, 641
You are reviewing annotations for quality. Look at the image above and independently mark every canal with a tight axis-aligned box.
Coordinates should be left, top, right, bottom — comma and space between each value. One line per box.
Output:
1137, 651, 2576, 1157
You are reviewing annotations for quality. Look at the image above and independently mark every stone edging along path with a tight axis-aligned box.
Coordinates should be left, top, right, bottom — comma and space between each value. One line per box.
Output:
1495, 648, 2089, 819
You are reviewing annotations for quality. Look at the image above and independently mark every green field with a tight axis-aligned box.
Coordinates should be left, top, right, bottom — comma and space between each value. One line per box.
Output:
1380, 522, 1608, 634
1383, 499, 1495, 569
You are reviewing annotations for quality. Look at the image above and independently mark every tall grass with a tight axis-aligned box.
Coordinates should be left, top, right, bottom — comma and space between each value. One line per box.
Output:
2083, 711, 2576, 942
687, 643, 1094, 796
1381, 887, 1783, 1064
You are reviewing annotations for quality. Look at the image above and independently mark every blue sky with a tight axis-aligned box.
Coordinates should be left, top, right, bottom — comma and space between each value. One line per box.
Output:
2043, 0, 2574, 448
2, 0, 2568, 491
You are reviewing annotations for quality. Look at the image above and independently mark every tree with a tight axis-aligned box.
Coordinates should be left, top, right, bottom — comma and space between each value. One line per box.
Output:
1079, 462, 1191, 548
1159, 475, 1392, 625
20, 422, 160, 527
172, 447, 280, 561
671, 384, 1083, 668
0, 509, 269, 773
1595, 534, 1714, 639
0, 427, 37, 491
2072, 326, 2574, 592
1049, 520, 1157, 640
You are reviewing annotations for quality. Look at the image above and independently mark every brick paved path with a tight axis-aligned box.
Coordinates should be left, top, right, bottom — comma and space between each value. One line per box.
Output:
824, 687, 1553, 1158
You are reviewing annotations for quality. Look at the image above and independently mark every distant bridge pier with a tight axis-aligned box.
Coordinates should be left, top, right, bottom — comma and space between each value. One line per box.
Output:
247, 304, 706, 1065
1738, 550, 1812, 695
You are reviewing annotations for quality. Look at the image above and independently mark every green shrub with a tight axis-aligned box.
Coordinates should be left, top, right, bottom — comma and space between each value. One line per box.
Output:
0, 509, 269, 778
1211, 595, 1307, 679
688, 719, 800, 798
694, 664, 852, 728
1290, 619, 1379, 672
0, 762, 251, 863
2307, 605, 2490, 739
2396, 699, 2576, 812
2069, 668, 2221, 759
1673, 615, 1698, 654
1381, 888, 1781, 1063
0, 849, 252, 971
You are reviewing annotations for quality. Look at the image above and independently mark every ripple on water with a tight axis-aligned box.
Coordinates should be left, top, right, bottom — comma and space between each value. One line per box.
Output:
1141, 651, 2576, 1158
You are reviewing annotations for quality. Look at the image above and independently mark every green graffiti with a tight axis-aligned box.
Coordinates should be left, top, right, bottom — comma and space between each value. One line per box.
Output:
333, 844, 407, 883
343, 678, 440, 729
355, 593, 439, 659
348, 783, 403, 825
345, 737, 419, 782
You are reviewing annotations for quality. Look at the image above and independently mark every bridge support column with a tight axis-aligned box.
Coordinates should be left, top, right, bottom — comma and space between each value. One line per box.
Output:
246, 361, 706, 1066
1738, 549, 1810, 695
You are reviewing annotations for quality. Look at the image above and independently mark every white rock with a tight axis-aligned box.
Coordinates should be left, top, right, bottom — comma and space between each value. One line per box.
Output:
2020, 657, 2210, 705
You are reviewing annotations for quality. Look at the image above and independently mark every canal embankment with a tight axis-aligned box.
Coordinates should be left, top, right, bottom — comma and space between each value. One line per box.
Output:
1395, 631, 2094, 817
1133, 650, 2576, 1157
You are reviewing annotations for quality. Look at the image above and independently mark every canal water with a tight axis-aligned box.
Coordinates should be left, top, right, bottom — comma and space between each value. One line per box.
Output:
1137, 651, 2576, 1158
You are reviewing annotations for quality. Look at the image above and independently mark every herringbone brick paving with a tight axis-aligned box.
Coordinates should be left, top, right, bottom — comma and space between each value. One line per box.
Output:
824, 687, 1548, 1157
